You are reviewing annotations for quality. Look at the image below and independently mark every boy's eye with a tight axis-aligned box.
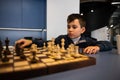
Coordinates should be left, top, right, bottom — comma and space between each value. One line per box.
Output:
67, 25, 70, 29
67, 25, 77, 29
72, 25, 77, 29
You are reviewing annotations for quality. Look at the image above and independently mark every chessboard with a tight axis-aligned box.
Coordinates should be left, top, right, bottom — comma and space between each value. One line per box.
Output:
0, 38, 96, 80
0, 47, 96, 80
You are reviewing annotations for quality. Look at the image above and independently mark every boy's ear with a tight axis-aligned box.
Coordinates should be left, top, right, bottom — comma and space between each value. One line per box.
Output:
81, 27, 86, 33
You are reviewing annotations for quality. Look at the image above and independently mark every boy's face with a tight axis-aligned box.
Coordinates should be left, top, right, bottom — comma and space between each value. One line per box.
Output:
67, 19, 85, 39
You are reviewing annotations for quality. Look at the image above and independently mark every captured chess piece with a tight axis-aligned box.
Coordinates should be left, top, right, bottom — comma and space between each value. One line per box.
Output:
4, 37, 11, 55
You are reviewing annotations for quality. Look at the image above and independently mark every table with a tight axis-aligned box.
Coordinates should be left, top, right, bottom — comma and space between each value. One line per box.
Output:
27, 49, 120, 80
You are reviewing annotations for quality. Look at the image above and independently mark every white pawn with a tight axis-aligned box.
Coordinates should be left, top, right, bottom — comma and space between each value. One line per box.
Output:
74, 46, 81, 57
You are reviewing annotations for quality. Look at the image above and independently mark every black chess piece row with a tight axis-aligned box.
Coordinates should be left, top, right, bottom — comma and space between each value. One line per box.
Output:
15, 43, 38, 63
0, 37, 38, 63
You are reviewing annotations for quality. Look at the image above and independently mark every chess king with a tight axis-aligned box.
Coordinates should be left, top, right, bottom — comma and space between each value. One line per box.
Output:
15, 13, 113, 54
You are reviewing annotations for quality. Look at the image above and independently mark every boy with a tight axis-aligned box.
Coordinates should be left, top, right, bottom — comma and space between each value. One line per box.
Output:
16, 14, 113, 54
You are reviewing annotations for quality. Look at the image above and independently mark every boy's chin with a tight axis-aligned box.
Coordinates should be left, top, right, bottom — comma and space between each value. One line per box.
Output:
68, 36, 74, 38
69, 36, 78, 39
68, 34, 80, 39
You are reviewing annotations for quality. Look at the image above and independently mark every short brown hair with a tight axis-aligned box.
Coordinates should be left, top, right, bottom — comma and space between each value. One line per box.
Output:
67, 14, 86, 27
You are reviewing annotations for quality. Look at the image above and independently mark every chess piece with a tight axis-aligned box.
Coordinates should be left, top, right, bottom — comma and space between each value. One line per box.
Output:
15, 43, 26, 59
73, 46, 81, 58
43, 42, 46, 49
0, 39, 3, 59
60, 38, 66, 52
47, 41, 52, 52
51, 38, 55, 46
75, 46, 79, 54
30, 44, 38, 63
15, 43, 21, 56
2, 50, 9, 62
20, 49, 26, 59
69, 44, 75, 53
1, 37, 11, 62
55, 44, 60, 53
5, 37, 11, 55
31, 51, 38, 63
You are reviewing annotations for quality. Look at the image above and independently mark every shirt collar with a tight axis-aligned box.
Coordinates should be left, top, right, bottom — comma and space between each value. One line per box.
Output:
71, 36, 81, 44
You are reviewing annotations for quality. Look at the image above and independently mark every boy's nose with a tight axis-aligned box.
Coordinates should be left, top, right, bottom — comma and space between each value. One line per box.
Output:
68, 27, 73, 31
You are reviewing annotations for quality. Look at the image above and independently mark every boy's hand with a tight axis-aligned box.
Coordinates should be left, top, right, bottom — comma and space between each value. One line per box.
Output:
83, 46, 100, 54
15, 39, 32, 48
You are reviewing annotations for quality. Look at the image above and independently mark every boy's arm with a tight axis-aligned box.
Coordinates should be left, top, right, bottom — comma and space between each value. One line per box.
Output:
84, 37, 113, 51
96, 41, 113, 51
32, 38, 44, 47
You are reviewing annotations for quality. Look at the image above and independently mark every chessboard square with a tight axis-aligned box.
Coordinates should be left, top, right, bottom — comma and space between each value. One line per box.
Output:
24, 53, 31, 56
36, 51, 41, 53
41, 58, 55, 63
42, 52, 50, 55
0, 59, 13, 65
14, 61, 29, 67
24, 50, 31, 53
14, 56, 20, 60
14, 56, 28, 61
63, 57, 74, 60
7, 54, 13, 58
9, 59, 14, 63
36, 54, 47, 57
14, 65, 30, 71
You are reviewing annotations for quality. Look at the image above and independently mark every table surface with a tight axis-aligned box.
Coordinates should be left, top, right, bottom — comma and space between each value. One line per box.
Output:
27, 49, 120, 80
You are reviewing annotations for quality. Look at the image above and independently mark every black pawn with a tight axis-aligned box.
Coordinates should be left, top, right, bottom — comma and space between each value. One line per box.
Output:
20, 49, 26, 59
15, 43, 26, 59
31, 51, 38, 63
2, 50, 9, 62
15, 43, 22, 56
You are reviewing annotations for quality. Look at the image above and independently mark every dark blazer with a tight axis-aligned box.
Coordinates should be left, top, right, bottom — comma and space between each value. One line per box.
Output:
33, 35, 113, 51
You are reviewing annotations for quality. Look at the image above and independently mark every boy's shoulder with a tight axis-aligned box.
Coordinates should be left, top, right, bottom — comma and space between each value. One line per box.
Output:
81, 35, 97, 41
